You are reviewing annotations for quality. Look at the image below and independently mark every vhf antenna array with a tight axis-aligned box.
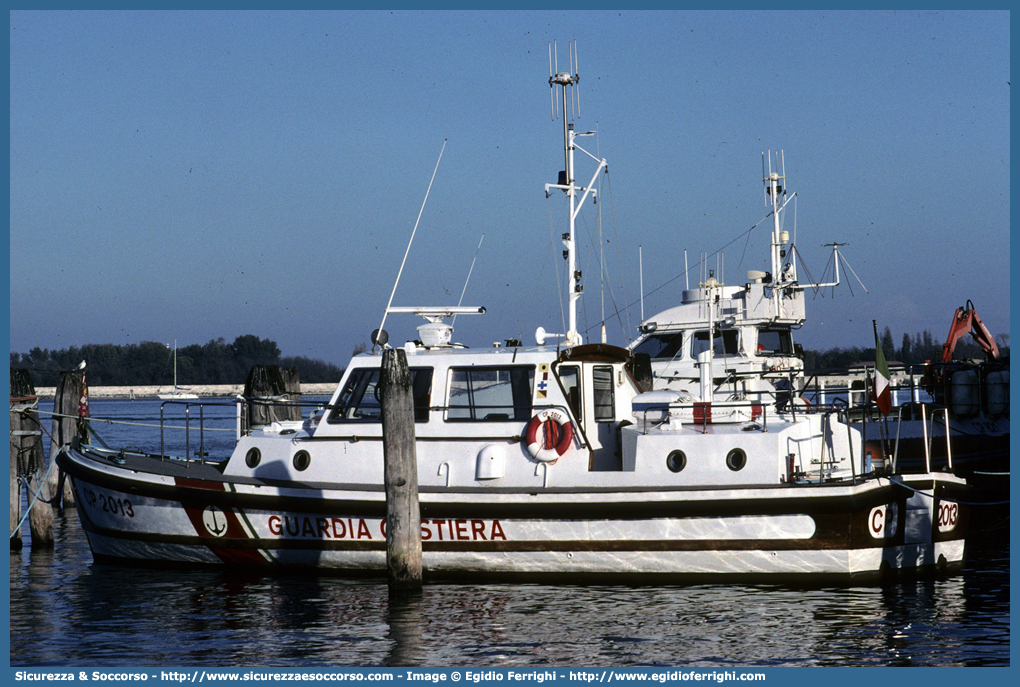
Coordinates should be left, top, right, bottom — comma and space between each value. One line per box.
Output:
549, 39, 580, 121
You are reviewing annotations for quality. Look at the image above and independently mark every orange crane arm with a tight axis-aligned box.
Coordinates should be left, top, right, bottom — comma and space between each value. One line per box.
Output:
941, 300, 1000, 362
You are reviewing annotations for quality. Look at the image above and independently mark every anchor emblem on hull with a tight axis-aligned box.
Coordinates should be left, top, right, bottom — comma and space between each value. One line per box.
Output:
202, 505, 229, 537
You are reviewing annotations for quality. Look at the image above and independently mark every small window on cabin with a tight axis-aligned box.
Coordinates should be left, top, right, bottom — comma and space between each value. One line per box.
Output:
329, 367, 433, 423
632, 332, 685, 360
757, 329, 793, 356
593, 366, 615, 422
559, 365, 581, 420
410, 369, 434, 421
692, 329, 740, 358
446, 366, 534, 422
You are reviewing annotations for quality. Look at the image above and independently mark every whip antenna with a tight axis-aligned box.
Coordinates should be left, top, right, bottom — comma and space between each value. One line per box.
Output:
453, 233, 485, 325
571, 40, 580, 120
549, 43, 556, 120
374, 139, 448, 348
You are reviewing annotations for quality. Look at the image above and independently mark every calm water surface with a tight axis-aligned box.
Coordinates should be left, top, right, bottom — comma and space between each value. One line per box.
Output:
9, 398, 1010, 667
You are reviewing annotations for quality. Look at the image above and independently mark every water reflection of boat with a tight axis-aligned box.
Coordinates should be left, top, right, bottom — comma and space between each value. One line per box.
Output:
57, 50, 968, 582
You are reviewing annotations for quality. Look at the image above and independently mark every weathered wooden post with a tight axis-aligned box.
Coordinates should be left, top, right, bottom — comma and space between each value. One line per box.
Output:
9, 369, 53, 548
10, 369, 35, 549
9, 396, 21, 548
242, 365, 303, 432
243, 365, 280, 431
47, 370, 85, 508
282, 366, 302, 421
379, 348, 422, 592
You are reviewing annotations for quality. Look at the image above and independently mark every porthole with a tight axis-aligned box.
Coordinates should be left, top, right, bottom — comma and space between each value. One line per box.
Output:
726, 448, 747, 471
666, 450, 687, 473
293, 450, 311, 472
245, 447, 261, 468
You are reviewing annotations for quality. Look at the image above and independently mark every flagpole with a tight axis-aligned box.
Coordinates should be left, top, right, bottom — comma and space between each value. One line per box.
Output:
872, 320, 892, 416
872, 319, 893, 472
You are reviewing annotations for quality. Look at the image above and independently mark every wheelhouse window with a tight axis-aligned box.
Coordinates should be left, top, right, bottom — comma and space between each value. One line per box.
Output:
632, 332, 685, 360
756, 328, 794, 356
692, 329, 739, 358
447, 366, 534, 421
329, 367, 433, 423
593, 366, 615, 421
558, 365, 581, 420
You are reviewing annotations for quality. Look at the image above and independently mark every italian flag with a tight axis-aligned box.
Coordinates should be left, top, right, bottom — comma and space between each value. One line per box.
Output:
873, 322, 892, 414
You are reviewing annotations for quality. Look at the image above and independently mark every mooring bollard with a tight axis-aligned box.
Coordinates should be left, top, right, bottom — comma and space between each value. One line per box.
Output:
47, 370, 85, 508
379, 348, 423, 592
9, 368, 53, 548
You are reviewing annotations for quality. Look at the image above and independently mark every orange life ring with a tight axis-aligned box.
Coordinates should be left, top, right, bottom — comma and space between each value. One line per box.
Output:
524, 409, 574, 462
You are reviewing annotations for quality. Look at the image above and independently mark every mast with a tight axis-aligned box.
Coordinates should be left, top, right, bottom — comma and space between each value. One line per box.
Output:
762, 152, 849, 302
764, 151, 793, 318
545, 40, 606, 347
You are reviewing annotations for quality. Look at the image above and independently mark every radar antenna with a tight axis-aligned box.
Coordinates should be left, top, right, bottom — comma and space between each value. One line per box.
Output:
549, 40, 580, 122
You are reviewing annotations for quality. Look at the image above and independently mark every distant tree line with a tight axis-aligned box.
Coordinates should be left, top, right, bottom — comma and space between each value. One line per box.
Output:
10, 329, 1008, 389
9, 335, 344, 388
803, 327, 1010, 372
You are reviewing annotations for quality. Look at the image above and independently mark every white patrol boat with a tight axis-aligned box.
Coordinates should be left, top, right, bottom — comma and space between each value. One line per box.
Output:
57, 50, 968, 582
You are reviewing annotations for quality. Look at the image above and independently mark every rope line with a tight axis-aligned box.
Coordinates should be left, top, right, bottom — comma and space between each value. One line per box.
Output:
9, 408, 62, 540
9, 455, 61, 540
35, 408, 234, 433
578, 209, 777, 340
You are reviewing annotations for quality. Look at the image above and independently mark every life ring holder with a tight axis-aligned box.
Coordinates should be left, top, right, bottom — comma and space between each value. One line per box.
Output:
524, 409, 574, 463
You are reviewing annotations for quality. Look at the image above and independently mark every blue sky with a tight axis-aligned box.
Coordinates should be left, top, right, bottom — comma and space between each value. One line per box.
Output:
9, 10, 1010, 366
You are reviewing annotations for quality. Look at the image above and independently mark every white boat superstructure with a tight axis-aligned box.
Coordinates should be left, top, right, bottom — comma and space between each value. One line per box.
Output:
57, 46, 967, 582
630, 155, 843, 410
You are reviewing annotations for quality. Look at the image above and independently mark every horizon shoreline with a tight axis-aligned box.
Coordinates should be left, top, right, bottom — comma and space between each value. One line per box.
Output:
29, 383, 339, 399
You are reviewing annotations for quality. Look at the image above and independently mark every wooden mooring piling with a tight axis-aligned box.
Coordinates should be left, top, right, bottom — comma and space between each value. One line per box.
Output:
10, 369, 53, 548
48, 369, 86, 507
241, 365, 303, 432
10, 367, 89, 548
380, 348, 423, 593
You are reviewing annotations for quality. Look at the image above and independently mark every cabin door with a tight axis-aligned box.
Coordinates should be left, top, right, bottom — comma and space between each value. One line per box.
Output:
558, 363, 624, 471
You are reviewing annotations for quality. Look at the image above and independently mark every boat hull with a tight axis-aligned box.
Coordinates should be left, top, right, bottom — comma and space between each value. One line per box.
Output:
59, 446, 968, 583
